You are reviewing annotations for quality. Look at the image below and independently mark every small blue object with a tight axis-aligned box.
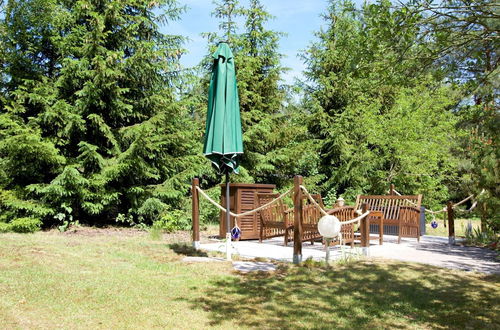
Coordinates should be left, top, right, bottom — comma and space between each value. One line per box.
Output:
231, 226, 241, 239
431, 220, 438, 229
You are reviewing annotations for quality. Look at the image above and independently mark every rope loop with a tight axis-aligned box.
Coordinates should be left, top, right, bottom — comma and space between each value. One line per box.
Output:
392, 188, 485, 214
195, 186, 292, 218
299, 185, 329, 216
299, 185, 370, 226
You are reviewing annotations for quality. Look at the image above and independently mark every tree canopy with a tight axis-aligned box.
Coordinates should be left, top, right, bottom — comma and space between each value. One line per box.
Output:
0, 0, 497, 231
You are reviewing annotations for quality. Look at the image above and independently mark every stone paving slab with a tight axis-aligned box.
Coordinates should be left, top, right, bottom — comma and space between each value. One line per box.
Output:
182, 256, 225, 262
200, 235, 500, 274
233, 261, 276, 273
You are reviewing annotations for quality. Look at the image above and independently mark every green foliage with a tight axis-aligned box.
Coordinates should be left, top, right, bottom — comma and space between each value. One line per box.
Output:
197, 186, 222, 225
152, 209, 189, 232
200, 0, 317, 190
407, 0, 499, 230
302, 0, 461, 207
4, 217, 42, 233
465, 226, 499, 249
0, 0, 208, 227
0, 0, 496, 233
0, 188, 53, 222
0, 222, 10, 233
137, 198, 168, 224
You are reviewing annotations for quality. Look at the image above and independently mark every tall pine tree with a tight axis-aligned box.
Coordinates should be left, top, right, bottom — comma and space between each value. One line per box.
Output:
198, 0, 318, 190
0, 0, 202, 227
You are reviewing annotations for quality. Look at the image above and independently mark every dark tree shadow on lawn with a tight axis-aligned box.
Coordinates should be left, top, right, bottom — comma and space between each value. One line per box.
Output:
168, 243, 208, 257
182, 261, 500, 329
415, 243, 500, 273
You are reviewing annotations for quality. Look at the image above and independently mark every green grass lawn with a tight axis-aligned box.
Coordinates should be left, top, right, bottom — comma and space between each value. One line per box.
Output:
425, 218, 481, 237
0, 228, 499, 329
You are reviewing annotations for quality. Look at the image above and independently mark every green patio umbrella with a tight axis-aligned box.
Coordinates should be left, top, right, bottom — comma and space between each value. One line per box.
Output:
203, 42, 243, 260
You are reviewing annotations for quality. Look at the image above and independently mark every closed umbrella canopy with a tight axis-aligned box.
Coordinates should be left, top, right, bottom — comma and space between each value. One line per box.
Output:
203, 42, 243, 174
203, 42, 244, 260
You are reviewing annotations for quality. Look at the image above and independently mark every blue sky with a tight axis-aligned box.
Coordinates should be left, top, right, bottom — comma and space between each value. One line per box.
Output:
165, 0, 333, 84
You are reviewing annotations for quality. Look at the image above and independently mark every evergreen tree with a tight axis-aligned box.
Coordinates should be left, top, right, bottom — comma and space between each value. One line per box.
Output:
0, 0, 202, 227
302, 0, 461, 206
199, 0, 318, 191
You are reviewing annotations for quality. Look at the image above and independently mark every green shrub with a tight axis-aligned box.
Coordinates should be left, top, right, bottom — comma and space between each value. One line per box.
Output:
197, 188, 221, 225
0, 222, 10, 233
465, 227, 498, 248
8, 217, 42, 233
152, 210, 188, 233
137, 198, 168, 224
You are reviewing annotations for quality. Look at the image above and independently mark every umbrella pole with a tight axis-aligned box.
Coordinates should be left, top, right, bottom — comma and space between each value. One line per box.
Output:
225, 172, 231, 261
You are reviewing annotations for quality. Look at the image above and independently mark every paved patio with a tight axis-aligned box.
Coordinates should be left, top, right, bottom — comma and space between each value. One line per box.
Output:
200, 235, 500, 274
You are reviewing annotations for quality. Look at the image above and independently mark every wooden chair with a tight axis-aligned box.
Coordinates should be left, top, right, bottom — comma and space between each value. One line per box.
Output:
256, 192, 294, 246
300, 194, 360, 246
301, 194, 324, 245
399, 206, 421, 243
257, 192, 325, 246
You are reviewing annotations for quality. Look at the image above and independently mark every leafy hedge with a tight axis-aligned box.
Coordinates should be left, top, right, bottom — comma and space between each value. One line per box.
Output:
0, 218, 42, 233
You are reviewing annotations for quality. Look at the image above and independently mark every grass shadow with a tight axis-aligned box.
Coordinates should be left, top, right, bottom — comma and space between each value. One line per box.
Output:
168, 243, 208, 257
181, 260, 500, 328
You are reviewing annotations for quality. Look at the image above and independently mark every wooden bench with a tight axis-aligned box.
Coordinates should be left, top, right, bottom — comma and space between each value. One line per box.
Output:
338, 195, 422, 243
257, 192, 359, 247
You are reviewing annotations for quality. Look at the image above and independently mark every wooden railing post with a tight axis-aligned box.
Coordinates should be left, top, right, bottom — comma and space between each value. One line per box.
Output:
360, 203, 370, 256
293, 175, 303, 264
192, 178, 200, 249
447, 201, 455, 245
390, 184, 395, 196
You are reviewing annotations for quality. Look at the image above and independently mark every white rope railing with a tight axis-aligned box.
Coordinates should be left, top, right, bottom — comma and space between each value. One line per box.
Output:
425, 208, 447, 215
195, 186, 292, 218
340, 211, 372, 225
390, 188, 484, 214
299, 185, 370, 225
454, 201, 478, 213
453, 194, 473, 208
299, 185, 328, 217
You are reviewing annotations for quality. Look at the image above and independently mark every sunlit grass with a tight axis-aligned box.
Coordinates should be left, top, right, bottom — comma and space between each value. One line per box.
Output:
426, 218, 481, 237
0, 229, 498, 329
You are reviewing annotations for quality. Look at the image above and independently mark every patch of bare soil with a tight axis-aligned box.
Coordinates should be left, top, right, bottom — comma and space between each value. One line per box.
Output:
41, 224, 221, 245
42, 225, 216, 242
44, 226, 147, 237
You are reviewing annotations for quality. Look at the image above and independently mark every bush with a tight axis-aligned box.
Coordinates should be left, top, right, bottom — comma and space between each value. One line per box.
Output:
152, 210, 189, 233
465, 226, 498, 249
197, 188, 221, 225
8, 217, 42, 233
0, 222, 10, 233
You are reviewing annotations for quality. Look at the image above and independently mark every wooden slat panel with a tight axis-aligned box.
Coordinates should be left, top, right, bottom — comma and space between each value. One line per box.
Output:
356, 195, 421, 222
359, 195, 420, 200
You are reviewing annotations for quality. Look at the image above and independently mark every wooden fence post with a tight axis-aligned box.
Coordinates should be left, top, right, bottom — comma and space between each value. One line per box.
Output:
447, 201, 455, 245
360, 203, 370, 256
390, 184, 395, 196
293, 175, 303, 264
192, 178, 200, 249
